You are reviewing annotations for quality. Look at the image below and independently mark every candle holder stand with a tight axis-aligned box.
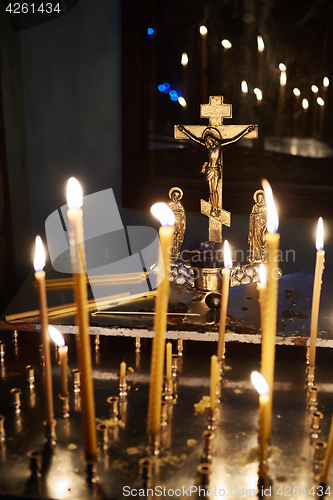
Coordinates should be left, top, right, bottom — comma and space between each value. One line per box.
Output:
72, 369, 81, 393
164, 378, 173, 401
119, 375, 127, 398
10, 388, 21, 413
0, 342, 4, 362
139, 457, 152, 489
201, 429, 215, 463
135, 337, 141, 353
148, 433, 160, 456
96, 423, 109, 449
306, 366, 315, 388
197, 463, 211, 488
58, 394, 70, 418
307, 386, 319, 411
43, 419, 57, 444
26, 365, 35, 389
119, 397, 127, 425
27, 450, 42, 479
107, 396, 119, 421
177, 339, 183, 356
207, 407, 218, 430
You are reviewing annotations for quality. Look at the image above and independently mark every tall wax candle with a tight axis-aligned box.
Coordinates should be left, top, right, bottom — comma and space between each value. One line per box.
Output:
199, 25, 208, 102
147, 203, 175, 437
257, 263, 267, 357
120, 362, 126, 378
49, 326, 68, 397
217, 240, 233, 362
67, 177, 97, 463
34, 236, 54, 428
166, 342, 172, 381
251, 371, 269, 478
261, 180, 280, 444
210, 355, 218, 411
309, 217, 325, 369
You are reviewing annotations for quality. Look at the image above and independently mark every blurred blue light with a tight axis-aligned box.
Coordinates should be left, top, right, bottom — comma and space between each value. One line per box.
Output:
163, 82, 170, 89
158, 84, 165, 91
169, 90, 178, 97
147, 28, 154, 35
170, 94, 178, 101
164, 88, 170, 94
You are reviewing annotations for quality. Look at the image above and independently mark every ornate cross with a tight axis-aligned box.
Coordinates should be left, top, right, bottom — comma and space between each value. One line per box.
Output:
174, 96, 258, 242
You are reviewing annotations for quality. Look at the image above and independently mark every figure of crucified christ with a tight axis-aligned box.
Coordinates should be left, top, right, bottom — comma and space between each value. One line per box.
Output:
177, 124, 255, 217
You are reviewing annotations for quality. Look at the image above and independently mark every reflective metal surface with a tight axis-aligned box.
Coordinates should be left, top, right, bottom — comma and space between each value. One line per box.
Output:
0, 331, 333, 498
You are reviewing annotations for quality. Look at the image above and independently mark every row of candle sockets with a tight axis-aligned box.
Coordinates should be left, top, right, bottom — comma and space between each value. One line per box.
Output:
0, 334, 185, 446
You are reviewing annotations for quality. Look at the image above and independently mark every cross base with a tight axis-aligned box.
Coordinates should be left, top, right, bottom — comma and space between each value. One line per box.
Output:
201, 199, 231, 242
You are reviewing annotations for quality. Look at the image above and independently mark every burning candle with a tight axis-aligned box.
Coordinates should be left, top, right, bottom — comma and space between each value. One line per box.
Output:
251, 371, 269, 478
166, 342, 172, 381
49, 326, 69, 397
217, 240, 233, 362
317, 97, 325, 137
261, 180, 280, 444
147, 203, 175, 438
311, 85, 319, 137
200, 25, 208, 101
276, 64, 286, 137
34, 236, 54, 429
257, 36, 264, 90
66, 177, 97, 463
210, 355, 218, 411
309, 217, 325, 369
292, 88, 301, 136
120, 361, 126, 378
240, 80, 248, 122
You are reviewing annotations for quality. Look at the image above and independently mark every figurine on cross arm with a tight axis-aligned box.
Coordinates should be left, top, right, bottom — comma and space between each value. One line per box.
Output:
177, 124, 255, 218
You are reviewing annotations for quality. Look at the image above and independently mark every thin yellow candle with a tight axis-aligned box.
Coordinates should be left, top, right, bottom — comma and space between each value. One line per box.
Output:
251, 371, 269, 478
261, 180, 280, 444
319, 415, 333, 483
166, 342, 172, 381
309, 217, 325, 369
217, 240, 233, 362
66, 177, 97, 463
120, 361, 126, 378
34, 236, 54, 428
257, 263, 267, 336
49, 326, 69, 397
147, 203, 175, 437
210, 355, 218, 411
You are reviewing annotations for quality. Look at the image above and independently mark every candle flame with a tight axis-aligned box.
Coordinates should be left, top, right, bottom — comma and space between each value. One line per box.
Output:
323, 77, 329, 88
279, 63, 286, 71
262, 179, 279, 233
67, 177, 83, 209
251, 371, 269, 396
221, 39, 232, 49
34, 236, 46, 272
259, 263, 267, 284
302, 98, 309, 110
178, 96, 187, 107
316, 217, 324, 251
241, 80, 248, 94
254, 88, 262, 101
317, 97, 324, 106
257, 35, 264, 52
223, 240, 232, 269
293, 88, 301, 97
150, 203, 175, 226
48, 325, 65, 348
199, 25, 208, 36
280, 71, 287, 86
311, 85, 319, 94
181, 53, 188, 66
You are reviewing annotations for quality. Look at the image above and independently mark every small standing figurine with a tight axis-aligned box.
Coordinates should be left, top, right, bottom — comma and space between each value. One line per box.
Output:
248, 189, 267, 263
168, 187, 186, 255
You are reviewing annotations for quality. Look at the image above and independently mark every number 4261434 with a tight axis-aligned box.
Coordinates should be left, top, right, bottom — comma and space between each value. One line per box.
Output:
6, 3, 62, 14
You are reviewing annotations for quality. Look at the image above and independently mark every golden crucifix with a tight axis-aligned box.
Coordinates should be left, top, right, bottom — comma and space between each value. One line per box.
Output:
174, 96, 258, 242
